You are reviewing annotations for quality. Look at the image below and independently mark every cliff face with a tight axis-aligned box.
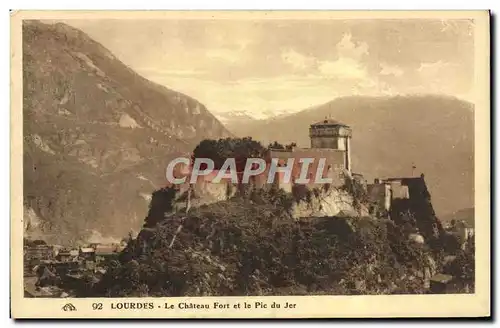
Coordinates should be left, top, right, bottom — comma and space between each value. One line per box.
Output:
291, 187, 366, 219
172, 182, 238, 213
165, 181, 365, 221
22, 20, 231, 244
389, 176, 444, 248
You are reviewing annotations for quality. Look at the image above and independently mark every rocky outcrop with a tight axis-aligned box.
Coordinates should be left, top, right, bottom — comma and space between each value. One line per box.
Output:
168, 181, 368, 221
118, 113, 141, 129
172, 182, 237, 212
23, 206, 42, 232
290, 186, 369, 219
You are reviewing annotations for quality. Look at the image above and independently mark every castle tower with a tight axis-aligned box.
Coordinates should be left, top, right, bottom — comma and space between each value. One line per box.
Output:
309, 118, 352, 171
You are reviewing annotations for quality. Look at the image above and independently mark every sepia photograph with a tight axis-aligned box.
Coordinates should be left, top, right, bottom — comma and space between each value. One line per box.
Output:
10, 10, 490, 318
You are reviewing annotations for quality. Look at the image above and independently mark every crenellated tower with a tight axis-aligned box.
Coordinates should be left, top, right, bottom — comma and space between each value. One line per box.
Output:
309, 118, 352, 172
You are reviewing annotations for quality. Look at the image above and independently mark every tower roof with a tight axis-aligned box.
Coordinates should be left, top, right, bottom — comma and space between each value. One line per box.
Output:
311, 118, 349, 127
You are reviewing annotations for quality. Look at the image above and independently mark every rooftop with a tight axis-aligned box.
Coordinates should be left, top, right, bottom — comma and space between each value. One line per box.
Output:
454, 219, 475, 229
310, 118, 349, 127
95, 245, 118, 255
430, 273, 454, 283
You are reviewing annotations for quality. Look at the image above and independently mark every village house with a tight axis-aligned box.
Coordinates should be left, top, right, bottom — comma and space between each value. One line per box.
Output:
56, 249, 78, 262
95, 244, 120, 264
24, 244, 53, 261
450, 219, 475, 250
79, 247, 96, 261
429, 273, 455, 293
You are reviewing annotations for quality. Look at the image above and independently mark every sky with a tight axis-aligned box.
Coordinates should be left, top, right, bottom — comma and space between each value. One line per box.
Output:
62, 18, 475, 119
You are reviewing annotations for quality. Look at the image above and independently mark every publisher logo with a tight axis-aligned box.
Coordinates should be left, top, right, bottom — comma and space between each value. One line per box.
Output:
62, 303, 77, 311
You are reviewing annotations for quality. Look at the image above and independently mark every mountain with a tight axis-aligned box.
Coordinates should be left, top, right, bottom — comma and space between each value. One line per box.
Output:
214, 110, 259, 125
22, 20, 231, 244
225, 95, 474, 216
214, 108, 297, 125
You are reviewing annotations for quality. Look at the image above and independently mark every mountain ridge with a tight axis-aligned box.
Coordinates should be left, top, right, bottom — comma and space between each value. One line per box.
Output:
23, 20, 231, 244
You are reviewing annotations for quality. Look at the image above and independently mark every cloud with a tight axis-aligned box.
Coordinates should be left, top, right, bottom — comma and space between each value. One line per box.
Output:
144, 69, 399, 119
318, 57, 367, 79
78, 20, 472, 115
418, 60, 457, 76
66, 19, 474, 113
336, 33, 369, 60
417, 60, 460, 87
408, 60, 471, 98
141, 32, 390, 115
206, 49, 241, 64
380, 63, 404, 77
319, 33, 369, 79
281, 49, 315, 71
146, 73, 336, 113
234, 38, 253, 51
280, 33, 370, 80
440, 19, 474, 36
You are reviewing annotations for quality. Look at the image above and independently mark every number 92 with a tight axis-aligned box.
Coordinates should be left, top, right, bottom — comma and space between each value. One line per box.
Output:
92, 303, 103, 310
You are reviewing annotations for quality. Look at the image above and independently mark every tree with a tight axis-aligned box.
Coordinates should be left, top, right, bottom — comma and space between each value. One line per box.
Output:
285, 142, 297, 150
444, 236, 475, 292
268, 141, 296, 151
341, 173, 368, 211
193, 137, 267, 170
143, 187, 177, 228
268, 141, 284, 150
442, 232, 462, 254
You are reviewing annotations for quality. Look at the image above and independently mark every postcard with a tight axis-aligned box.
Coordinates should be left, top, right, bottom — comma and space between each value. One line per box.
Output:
10, 10, 490, 319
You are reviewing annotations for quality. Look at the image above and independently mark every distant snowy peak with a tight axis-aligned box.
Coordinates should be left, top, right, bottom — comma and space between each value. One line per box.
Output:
215, 108, 297, 124
215, 110, 256, 123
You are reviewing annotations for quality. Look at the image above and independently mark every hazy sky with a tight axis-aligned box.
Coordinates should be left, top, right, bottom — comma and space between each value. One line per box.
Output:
63, 19, 474, 118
